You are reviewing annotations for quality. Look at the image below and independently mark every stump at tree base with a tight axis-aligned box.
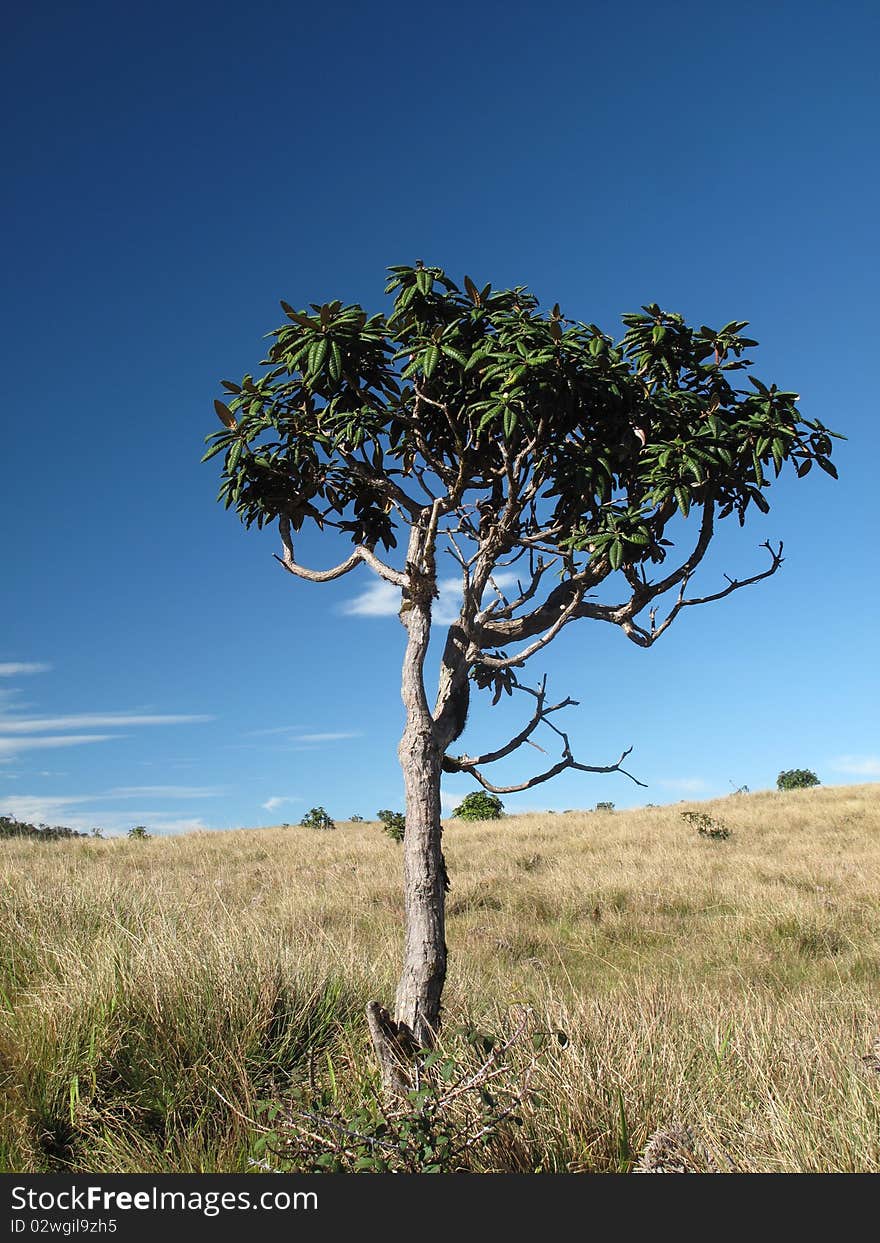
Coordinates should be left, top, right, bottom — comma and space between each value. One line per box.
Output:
366, 1001, 421, 1096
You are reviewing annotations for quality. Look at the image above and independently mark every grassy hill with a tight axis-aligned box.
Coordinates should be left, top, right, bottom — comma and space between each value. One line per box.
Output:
2, 784, 879, 1172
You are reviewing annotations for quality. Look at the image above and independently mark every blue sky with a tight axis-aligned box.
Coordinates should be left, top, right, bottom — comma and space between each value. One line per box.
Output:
2, 1, 877, 834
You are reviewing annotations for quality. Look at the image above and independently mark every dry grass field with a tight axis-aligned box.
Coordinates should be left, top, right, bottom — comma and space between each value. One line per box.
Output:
2, 783, 879, 1172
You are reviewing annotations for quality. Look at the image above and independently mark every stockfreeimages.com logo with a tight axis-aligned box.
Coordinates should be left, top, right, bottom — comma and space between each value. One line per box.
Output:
10, 1185, 317, 1219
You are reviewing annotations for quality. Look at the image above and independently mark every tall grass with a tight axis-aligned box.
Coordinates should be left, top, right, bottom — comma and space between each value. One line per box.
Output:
1, 784, 879, 1171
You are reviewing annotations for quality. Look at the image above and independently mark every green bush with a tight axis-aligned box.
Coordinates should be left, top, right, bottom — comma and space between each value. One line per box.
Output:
127, 826, 152, 840
680, 810, 731, 840
777, 769, 820, 791
594, 801, 615, 813
452, 792, 504, 822
376, 809, 405, 843
300, 807, 336, 831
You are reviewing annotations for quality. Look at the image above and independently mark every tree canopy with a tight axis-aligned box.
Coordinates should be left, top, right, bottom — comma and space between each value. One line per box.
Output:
206, 261, 840, 793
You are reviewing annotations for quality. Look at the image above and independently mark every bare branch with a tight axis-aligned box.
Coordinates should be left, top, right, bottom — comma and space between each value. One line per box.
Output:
453, 746, 646, 794
444, 676, 577, 769
443, 676, 646, 791
275, 516, 409, 587
621, 540, 784, 648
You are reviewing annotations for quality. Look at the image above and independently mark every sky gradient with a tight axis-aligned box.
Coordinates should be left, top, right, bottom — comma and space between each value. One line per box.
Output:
2, 1, 878, 834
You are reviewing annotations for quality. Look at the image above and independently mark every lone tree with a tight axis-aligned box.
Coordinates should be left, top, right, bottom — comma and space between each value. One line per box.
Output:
206, 262, 838, 1082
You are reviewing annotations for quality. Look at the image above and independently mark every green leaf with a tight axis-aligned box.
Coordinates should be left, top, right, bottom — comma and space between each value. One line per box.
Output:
675, 487, 690, 517
308, 338, 329, 374
423, 344, 440, 378
609, 539, 623, 570
440, 345, 468, 367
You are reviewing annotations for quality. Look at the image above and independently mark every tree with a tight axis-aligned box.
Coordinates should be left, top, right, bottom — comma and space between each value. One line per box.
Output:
128, 825, 151, 840
300, 806, 336, 830
452, 791, 504, 821
377, 809, 406, 842
206, 261, 839, 1083
777, 768, 820, 791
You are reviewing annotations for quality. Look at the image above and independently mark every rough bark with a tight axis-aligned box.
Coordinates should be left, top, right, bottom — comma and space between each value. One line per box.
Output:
368, 534, 449, 1088
392, 576, 448, 1048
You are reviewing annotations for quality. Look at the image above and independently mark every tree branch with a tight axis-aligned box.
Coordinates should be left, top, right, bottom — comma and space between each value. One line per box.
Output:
275, 516, 409, 587
621, 540, 784, 648
442, 676, 646, 791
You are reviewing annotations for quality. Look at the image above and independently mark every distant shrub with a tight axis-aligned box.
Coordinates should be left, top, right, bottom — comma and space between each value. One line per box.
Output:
594, 801, 615, 813
128, 825, 152, 840
1, 815, 86, 842
777, 769, 819, 791
376, 809, 405, 843
350, 814, 364, 823
680, 810, 731, 840
452, 792, 504, 822
300, 807, 336, 831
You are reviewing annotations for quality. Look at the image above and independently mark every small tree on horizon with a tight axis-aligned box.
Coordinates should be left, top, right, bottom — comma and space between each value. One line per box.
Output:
206, 262, 839, 1086
777, 768, 820, 791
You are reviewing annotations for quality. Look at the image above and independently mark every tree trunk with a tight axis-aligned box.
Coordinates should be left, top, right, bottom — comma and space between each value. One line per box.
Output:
367, 565, 449, 1091
394, 719, 446, 1046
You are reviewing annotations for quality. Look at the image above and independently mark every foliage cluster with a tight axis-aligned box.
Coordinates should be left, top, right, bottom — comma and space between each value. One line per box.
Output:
376, 809, 406, 843
300, 807, 336, 831
777, 769, 820, 791
680, 810, 732, 840
452, 792, 505, 822
253, 1018, 563, 1173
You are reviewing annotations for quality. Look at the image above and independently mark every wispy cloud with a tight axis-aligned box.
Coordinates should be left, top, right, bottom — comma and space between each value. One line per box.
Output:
0, 713, 213, 734
0, 734, 120, 760
0, 789, 220, 837
261, 795, 301, 813
832, 755, 880, 778
0, 662, 51, 677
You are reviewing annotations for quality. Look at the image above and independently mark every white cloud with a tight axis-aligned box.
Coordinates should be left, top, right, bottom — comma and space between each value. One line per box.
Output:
341, 580, 401, 617
0, 713, 213, 734
832, 756, 880, 777
261, 795, 301, 812
0, 662, 51, 677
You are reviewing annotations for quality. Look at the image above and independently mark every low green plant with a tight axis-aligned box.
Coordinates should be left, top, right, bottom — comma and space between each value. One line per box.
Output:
452, 792, 504, 822
252, 1018, 562, 1173
595, 801, 615, 813
127, 826, 152, 840
680, 810, 731, 840
376, 810, 405, 843
777, 769, 820, 791
300, 807, 336, 831
350, 814, 364, 823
